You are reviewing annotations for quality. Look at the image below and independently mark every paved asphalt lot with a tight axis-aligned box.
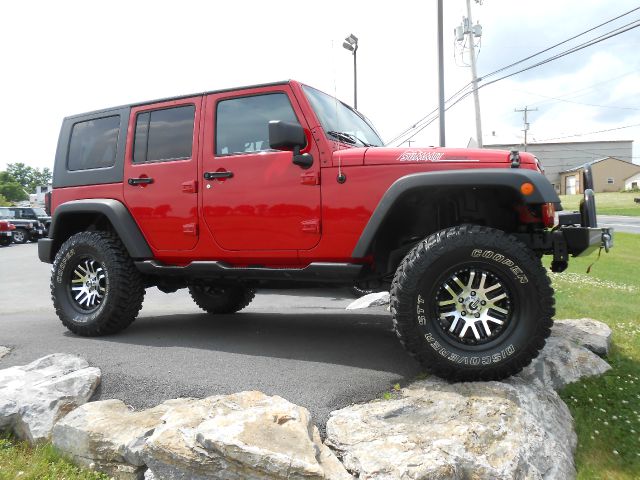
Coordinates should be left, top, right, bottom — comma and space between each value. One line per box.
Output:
0, 243, 420, 432
599, 215, 640, 234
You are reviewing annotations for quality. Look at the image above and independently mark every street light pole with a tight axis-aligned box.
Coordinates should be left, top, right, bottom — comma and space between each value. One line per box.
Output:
437, 0, 446, 147
343, 34, 359, 109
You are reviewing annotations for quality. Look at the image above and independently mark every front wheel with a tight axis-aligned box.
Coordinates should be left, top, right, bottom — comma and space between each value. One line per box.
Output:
189, 284, 255, 314
391, 225, 554, 382
51, 231, 145, 336
12, 228, 28, 244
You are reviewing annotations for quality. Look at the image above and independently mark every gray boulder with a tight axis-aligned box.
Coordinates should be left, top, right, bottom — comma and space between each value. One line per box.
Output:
0, 346, 10, 361
0, 353, 100, 444
143, 391, 352, 480
326, 378, 576, 480
552, 318, 612, 356
52, 399, 176, 480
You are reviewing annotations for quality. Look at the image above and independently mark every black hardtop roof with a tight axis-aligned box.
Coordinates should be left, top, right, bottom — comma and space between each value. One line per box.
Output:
64, 80, 292, 121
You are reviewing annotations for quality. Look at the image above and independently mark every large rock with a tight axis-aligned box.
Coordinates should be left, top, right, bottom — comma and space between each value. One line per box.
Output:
53, 399, 177, 480
0, 353, 100, 444
326, 378, 576, 480
143, 391, 351, 480
515, 336, 611, 391
552, 319, 612, 356
0, 346, 10, 361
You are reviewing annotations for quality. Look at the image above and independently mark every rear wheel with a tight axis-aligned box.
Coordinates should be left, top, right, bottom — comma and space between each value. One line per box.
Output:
189, 285, 255, 314
51, 231, 145, 336
12, 228, 28, 244
0, 237, 11, 247
390, 225, 554, 381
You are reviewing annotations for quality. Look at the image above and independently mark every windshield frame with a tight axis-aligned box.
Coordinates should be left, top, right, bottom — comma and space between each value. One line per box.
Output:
301, 85, 384, 147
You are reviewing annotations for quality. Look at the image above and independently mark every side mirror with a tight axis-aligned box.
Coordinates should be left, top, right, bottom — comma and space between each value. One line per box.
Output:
268, 120, 313, 170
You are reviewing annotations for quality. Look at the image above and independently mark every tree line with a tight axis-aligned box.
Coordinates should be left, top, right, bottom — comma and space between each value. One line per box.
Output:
0, 163, 52, 206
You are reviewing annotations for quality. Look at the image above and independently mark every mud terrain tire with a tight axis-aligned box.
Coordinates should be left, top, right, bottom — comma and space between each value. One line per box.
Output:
189, 285, 255, 314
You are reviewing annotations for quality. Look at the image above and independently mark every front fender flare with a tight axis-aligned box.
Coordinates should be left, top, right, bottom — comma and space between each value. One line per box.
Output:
351, 168, 559, 258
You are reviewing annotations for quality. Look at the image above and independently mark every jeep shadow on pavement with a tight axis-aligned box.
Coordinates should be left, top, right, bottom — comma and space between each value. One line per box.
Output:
39, 80, 613, 382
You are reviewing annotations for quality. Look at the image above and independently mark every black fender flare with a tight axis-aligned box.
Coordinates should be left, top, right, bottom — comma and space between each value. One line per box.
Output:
40, 199, 152, 262
351, 168, 560, 258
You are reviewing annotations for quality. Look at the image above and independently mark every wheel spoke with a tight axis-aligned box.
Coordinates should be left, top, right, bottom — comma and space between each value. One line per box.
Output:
452, 275, 465, 290
484, 282, 500, 294
438, 299, 456, 306
466, 270, 476, 289
443, 283, 457, 299
490, 292, 507, 302
490, 305, 508, 315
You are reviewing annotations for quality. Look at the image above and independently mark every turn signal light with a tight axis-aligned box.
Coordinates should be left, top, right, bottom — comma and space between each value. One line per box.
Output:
541, 202, 556, 228
520, 182, 535, 196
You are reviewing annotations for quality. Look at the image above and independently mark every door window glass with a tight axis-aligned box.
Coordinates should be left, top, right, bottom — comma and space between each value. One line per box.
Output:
216, 93, 298, 155
133, 105, 195, 163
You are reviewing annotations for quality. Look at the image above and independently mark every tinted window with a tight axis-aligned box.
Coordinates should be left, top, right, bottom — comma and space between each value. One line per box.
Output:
67, 116, 120, 171
216, 93, 298, 155
133, 105, 195, 163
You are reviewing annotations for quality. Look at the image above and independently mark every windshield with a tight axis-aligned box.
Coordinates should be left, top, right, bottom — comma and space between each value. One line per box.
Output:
302, 85, 384, 147
32, 208, 47, 216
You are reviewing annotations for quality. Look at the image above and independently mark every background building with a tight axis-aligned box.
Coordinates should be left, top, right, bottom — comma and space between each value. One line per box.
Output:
484, 140, 634, 193
560, 157, 640, 195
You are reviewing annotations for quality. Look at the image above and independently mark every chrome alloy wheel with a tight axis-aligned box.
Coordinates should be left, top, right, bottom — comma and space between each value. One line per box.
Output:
69, 258, 107, 310
435, 268, 511, 345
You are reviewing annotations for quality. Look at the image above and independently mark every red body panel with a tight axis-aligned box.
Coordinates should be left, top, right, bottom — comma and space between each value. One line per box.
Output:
52, 80, 540, 268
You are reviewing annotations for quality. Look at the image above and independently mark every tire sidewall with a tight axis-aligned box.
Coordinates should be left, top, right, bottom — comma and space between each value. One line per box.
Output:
52, 235, 113, 329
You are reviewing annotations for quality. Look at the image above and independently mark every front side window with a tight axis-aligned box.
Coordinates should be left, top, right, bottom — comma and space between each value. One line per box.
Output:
133, 105, 195, 163
68, 116, 120, 171
302, 85, 383, 147
216, 93, 298, 155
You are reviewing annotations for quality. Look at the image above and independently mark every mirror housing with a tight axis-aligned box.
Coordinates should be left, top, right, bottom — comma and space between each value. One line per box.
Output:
269, 120, 313, 169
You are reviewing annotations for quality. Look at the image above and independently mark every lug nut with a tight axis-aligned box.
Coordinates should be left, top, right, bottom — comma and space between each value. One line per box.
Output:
461, 311, 467, 316
470, 291, 476, 296
474, 313, 480, 318
458, 298, 464, 303
481, 300, 486, 306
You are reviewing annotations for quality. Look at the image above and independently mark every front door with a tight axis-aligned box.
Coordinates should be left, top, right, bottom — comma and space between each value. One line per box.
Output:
124, 97, 202, 251
201, 87, 321, 251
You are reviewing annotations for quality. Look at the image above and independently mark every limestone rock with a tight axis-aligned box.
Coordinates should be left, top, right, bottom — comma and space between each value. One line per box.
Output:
143, 391, 352, 480
0, 353, 100, 443
53, 399, 175, 480
515, 336, 611, 391
326, 378, 576, 480
552, 319, 612, 356
0, 346, 10, 361
345, 292, 389, 310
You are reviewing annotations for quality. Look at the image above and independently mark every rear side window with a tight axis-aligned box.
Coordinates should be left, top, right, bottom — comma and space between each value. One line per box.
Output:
67, 116, 120, 171
216, 93, 298, 155
133, 105, 195, 163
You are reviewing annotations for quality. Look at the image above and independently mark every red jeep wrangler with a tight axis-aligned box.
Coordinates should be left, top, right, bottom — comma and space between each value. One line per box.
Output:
39, 80, 612, 381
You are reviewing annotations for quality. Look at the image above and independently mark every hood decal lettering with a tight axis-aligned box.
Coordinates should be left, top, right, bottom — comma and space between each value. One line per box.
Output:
397, 150, 480, 162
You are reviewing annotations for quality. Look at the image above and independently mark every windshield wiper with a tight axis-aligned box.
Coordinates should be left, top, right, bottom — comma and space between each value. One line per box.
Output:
327, 131, 375, 147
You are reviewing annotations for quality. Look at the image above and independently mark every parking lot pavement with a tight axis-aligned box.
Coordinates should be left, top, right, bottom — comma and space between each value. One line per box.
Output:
0, 243, 421, 431
598, 215, 640, 234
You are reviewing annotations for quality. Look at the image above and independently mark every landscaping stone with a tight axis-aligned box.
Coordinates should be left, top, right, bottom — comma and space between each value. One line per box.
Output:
515, 336, 611, 391
326, 378, 576, 480
0, 353, 100, 444
52, 399, 176, 480
0, 346, 10, 360
552, 318, 612, 356
345, 292, 389, 310
143, 391, 352, 480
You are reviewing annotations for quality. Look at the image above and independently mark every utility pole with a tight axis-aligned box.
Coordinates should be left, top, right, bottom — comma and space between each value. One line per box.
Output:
437, 0, 446, 147
514, 106, 538, 151
466, 0, 483, 147
342, 34, 359, 109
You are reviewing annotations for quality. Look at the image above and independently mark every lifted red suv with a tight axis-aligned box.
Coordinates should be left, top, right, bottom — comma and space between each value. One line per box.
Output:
39, 80, 612, 381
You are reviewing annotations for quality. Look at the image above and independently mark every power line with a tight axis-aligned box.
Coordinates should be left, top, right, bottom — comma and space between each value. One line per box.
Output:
536, 123, 640, 142
479, 6, 640, 81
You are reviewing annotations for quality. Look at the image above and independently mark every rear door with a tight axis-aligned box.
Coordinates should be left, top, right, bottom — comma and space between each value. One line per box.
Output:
124, 97, 202, 251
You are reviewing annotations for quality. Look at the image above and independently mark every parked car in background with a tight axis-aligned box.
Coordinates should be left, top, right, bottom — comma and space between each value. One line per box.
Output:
0, 208, 45, 244
1, 206, 51, 234
0, 219, 15, 246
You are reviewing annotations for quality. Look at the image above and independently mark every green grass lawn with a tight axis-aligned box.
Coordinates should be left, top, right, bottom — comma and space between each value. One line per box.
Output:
547, 232, 640, 480
0, 434, 108, 480
560, 191, 640, 216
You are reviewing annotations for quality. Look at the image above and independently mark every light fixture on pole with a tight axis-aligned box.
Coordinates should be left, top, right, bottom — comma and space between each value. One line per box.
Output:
342, 33, 359, 109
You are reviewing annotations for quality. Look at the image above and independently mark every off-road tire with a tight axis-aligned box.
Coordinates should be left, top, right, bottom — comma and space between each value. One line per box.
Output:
12, 228, 28, 244
390, 224, 554, 381
189, 285, 255, 314
51, 231, 145, 336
